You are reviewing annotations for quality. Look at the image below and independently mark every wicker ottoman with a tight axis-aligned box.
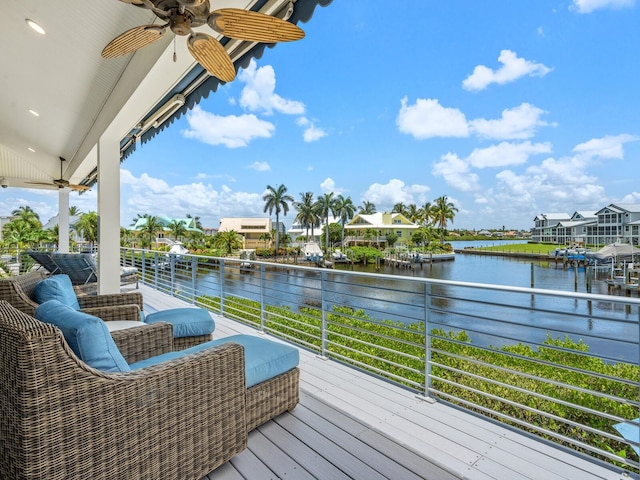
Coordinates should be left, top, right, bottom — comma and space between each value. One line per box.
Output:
145, 307, 215, 350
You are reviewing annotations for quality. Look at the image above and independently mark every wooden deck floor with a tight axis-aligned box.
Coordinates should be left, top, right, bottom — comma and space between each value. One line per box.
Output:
139, 285, 628, 480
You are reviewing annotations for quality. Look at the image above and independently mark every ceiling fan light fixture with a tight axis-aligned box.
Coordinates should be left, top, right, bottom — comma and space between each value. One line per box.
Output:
25, 19, 45, 35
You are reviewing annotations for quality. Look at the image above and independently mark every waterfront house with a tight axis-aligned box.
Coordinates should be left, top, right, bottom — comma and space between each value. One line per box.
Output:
554, 211, 597, 245
532, 212, 571, 243
218, 217, 273, 249
131, 216, 202, 245
533, 205, 640, 246
343, 212, 419, 247
587, 203, 640, 246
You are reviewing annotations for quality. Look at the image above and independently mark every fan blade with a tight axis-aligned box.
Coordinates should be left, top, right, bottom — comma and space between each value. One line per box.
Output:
69, 184, 91, 192
102, 25, 166, 59
25, 181, 54, 187
187, 33, 235, 82
207, 8, 305, 43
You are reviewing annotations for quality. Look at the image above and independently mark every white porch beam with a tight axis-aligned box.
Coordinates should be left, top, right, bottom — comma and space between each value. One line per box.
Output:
57, 189, 70, 253
97, 136, 121, 294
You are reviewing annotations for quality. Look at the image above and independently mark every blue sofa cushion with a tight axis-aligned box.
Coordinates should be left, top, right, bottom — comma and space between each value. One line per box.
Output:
145, 307, 215, 338
35, 299, 130, 373
130, 334, 298, 387
33, 274, 80, 310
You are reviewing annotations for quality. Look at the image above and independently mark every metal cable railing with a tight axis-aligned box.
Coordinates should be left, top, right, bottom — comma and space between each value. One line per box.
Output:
121, 247, 640, 472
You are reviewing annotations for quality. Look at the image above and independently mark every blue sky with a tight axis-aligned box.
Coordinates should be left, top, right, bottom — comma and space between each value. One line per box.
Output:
2, 0, 639, 231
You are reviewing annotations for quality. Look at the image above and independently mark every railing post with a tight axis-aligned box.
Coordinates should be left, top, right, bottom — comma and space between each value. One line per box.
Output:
219, 259, 225, 315
420, 282, 436, 403
141, 250, 146, 286
319, 271, 328, 359
153, 252, 159, 288
260, 264, 266, 332
191, 256, 197, 304
169, 254, 176, 297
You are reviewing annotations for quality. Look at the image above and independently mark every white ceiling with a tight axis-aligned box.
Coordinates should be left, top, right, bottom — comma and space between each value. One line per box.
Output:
0, 0, 280, 190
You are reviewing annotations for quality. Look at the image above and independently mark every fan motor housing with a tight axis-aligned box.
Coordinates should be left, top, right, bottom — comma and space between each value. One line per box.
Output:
170, 13, 193, 35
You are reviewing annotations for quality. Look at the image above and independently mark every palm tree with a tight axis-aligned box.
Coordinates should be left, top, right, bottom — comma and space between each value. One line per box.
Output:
294, 192, 320, 240
139, 215, 162, 248
69, 206, 82, 216
214, 230, 243, 255
11, 206, 41, 230
358, 201, 376, 215
262, 184, 294, 258
168, 219, 187, 242
315, 192, 336, 253
432, 195, 458, 242
334, 194, 355, 248
73, 211, 98, 249
258, 232, 272, 248
392, 203, 407, 216
405, 204, 421, 224
420, 201, 434, 226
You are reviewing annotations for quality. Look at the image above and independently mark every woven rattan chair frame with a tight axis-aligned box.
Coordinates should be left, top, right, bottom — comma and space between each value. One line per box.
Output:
0, 271, 143, 319
246, 367, 300, 431
0, 300, 247, 480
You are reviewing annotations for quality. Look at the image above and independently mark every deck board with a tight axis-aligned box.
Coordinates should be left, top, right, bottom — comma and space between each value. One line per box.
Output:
138, 286, 626, 480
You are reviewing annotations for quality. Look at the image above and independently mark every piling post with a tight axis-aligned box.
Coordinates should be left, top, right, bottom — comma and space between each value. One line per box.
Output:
530, 262, 534, 288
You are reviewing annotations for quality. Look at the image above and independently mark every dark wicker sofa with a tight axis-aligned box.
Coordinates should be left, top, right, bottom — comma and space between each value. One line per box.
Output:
0, 300, 247, 479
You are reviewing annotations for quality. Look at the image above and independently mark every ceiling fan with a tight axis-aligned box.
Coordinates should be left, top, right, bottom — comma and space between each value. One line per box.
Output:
102, 0, 305, 82
26, 158, 91, 192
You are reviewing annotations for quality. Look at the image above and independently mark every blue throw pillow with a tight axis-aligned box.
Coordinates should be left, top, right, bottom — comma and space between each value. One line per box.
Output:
35, 299, 130, 373
33, 275, 81, 310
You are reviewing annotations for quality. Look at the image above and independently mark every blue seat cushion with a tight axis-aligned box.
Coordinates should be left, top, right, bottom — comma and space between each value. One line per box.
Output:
145, 307, 215, 338
130, 334, 298, 388
35, 299, 130, 373
33, 274, 80, 310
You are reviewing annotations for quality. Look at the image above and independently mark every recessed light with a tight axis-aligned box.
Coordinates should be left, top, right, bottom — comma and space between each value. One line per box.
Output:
28, 147, 36, 153
25, 19, 45, 35
28, 109, 39, 117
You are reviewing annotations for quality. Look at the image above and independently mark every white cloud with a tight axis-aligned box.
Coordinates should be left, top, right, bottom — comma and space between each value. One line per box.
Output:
238, 60, 305, 115
181, 105, 275, 148
432, 153, 481, 192
572, 134, 638, 160
620, 192, 640, 203
361, 179, 430, 210
249, 161, 270, 172
297, 117, 327, 142
320, 177, 345, 194
397, 97, 469, 139
571, 0, 635, 13
121, 170, 264, 228
467, 141, 553, 168
470, 103, 554, 140
462, 50, 552, 92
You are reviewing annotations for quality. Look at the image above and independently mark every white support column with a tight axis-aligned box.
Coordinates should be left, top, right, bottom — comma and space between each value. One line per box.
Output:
58, 189, 70, 253
97, 135, 121, 294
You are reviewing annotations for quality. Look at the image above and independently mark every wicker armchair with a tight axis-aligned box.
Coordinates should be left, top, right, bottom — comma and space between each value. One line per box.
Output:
0, 301, 247, 480
0, 271, 143, 320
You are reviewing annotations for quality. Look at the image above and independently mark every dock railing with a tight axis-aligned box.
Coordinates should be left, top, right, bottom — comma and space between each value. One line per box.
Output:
121, 247, 640, 473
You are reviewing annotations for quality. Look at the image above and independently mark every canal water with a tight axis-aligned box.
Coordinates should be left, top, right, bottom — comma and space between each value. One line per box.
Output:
336, 240, 612, 296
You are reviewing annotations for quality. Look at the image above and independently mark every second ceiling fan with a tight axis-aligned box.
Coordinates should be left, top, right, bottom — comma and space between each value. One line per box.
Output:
102, 0, 305, 83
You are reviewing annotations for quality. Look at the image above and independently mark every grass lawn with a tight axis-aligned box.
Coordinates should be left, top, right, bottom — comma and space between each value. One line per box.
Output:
472, 243, 559, 255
